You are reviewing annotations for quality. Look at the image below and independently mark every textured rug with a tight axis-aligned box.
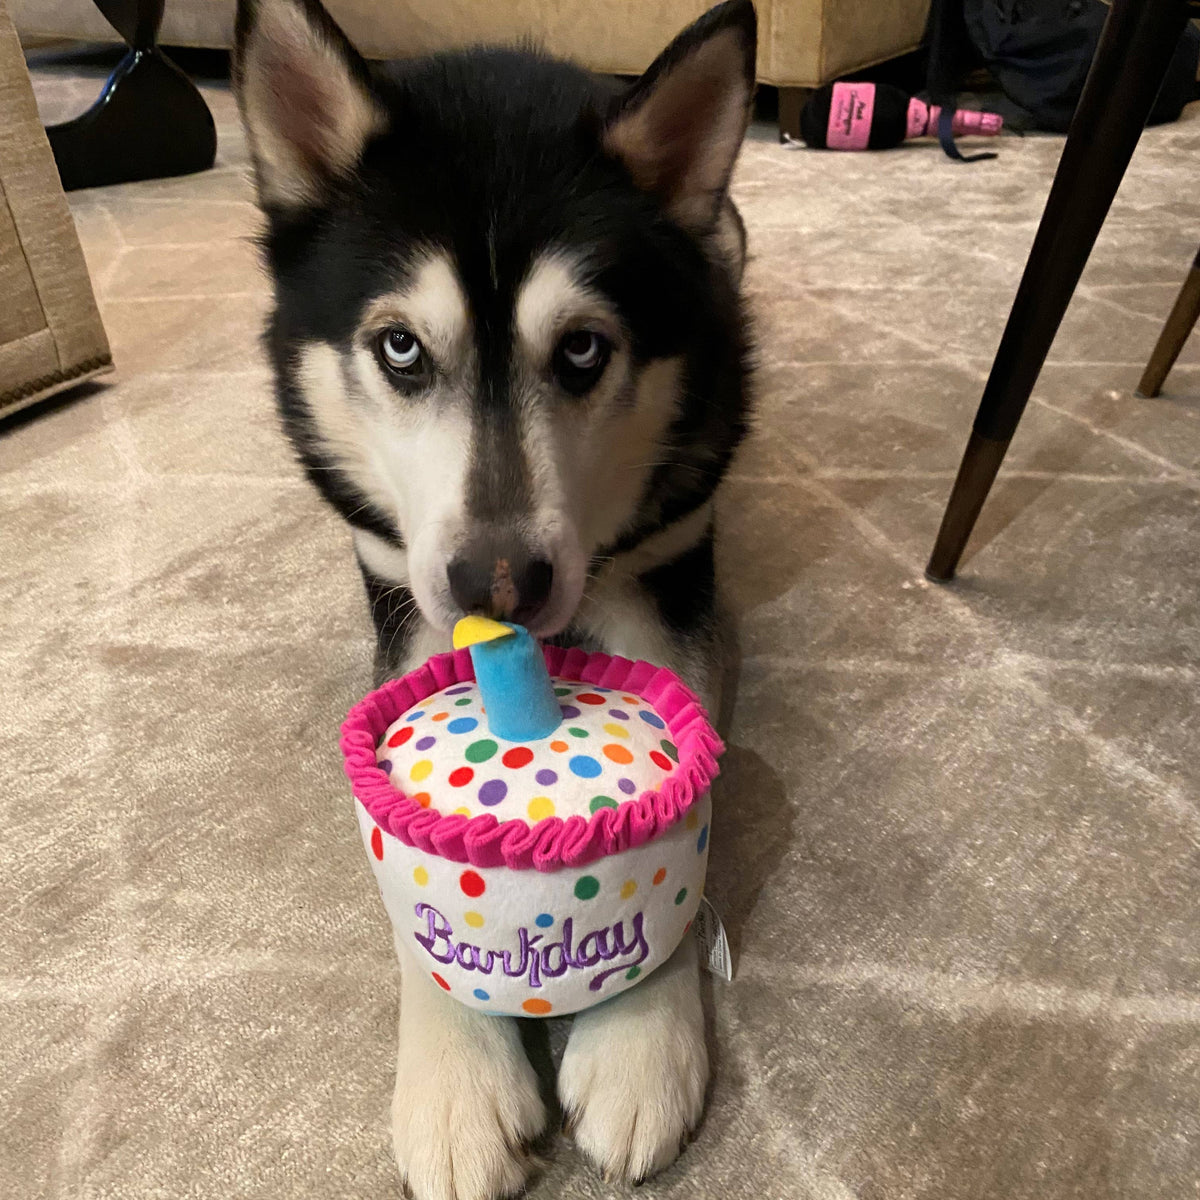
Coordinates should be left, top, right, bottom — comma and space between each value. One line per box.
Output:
4, 51, 1200, 1200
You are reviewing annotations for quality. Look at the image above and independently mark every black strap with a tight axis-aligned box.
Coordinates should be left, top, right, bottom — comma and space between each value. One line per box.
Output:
937, 105, 998, 163
925, 0, 997, 164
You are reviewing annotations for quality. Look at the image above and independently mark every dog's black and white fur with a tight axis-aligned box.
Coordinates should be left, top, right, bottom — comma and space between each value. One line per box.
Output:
234, 1, 756, 1193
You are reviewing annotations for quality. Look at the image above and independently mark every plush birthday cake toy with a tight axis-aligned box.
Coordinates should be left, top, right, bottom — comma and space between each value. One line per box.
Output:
340, 617, 723, 1017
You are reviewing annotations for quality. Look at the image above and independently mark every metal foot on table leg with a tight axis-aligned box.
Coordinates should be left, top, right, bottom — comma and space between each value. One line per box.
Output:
925, 431, 1012, 583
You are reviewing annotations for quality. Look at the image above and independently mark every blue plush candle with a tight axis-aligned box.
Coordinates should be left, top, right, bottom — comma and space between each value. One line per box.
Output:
452, 617, 562, 742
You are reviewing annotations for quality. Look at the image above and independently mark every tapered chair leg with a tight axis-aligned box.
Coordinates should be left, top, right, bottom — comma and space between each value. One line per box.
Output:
1137, 245, 1200, 398
926, 0, 1195, 583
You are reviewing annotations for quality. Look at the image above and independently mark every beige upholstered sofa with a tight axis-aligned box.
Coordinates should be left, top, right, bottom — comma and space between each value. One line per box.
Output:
1, 1, 110, 417
12, 0, 932, 136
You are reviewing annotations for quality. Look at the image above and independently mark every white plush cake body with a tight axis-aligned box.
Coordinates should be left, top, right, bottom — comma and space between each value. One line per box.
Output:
355, 678, 710, 1016
357, 793, 709, 1016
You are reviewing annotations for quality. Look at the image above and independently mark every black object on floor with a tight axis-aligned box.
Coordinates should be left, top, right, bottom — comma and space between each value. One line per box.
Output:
926, 0, 1200, 584
45, 0, 216, 190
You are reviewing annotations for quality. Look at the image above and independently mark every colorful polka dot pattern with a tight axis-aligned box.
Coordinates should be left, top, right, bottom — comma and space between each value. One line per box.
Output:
376, 679, 677, 823
356, 793, 711, 1019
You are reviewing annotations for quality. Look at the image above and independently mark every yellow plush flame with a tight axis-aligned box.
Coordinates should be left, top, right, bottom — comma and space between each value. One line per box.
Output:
452, 615, 515, 650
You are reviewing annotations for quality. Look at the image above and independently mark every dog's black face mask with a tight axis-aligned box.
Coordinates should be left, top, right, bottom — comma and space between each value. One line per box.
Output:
235, 0, 756, 642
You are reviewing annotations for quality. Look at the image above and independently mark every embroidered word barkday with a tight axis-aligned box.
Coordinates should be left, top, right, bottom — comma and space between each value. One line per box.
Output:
414, 902, 650, 991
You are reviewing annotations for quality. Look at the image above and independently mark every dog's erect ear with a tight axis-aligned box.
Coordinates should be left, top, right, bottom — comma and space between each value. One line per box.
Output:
604, 0, 756, 231
233, 0, 384, 210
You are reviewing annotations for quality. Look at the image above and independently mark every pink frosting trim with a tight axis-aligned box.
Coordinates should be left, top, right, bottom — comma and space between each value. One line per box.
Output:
340, 646, 724, 873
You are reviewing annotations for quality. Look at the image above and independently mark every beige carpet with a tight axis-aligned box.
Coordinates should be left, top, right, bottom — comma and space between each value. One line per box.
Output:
5, 52, 1200, 1200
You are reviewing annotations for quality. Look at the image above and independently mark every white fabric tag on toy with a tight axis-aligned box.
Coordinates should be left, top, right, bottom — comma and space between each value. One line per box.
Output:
694, 896, 733, 981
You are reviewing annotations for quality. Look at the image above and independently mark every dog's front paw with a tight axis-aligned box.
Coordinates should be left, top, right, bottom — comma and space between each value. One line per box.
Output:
391, 1045, 544, 1200
391, 999, 545, 1200
558, 940, 708, 1183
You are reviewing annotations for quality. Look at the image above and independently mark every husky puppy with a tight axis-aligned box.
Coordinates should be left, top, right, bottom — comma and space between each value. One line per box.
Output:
234, 0, 756, 1193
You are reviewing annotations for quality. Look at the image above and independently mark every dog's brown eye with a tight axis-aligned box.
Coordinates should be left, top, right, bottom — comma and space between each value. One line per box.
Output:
378, 327, 423, 374
553, 330, 610, 395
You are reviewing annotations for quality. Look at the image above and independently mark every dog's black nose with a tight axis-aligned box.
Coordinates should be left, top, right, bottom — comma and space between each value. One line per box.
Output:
447, 551, 554, 627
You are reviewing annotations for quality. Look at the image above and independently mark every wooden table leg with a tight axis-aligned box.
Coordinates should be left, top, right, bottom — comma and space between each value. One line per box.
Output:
1137, 244, 1200, 398
925, 0, 1195, 583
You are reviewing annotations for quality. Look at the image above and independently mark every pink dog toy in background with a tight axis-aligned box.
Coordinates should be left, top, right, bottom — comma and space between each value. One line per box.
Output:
800, 80, 1003, 151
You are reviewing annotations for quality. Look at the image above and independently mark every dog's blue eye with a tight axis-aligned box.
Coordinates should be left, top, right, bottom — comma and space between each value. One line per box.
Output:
378, 327, 423, 373
561, 331, 602, 370
554, 330, 610, 394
